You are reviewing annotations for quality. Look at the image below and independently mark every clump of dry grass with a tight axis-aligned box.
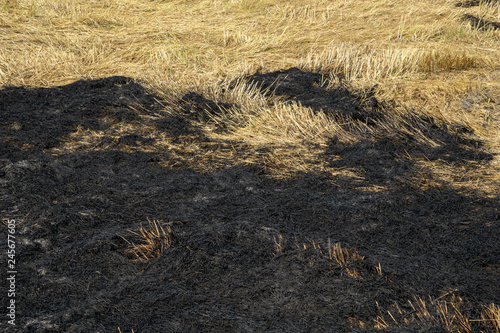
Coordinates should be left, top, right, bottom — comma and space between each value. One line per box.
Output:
372, 292, 500, 333
297, 238, 365, 278
235, 101, 350, 145
123, 218, 174, 262
407, 295, 472, 332
482, 303, 500, 332
325, 239, 365, 267
326, 240, 365, 279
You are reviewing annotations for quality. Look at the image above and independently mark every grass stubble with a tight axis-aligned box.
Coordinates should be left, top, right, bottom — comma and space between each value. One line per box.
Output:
1, 0, 499, 331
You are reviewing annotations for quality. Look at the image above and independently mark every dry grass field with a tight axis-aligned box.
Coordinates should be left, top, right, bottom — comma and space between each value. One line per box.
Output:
1, 0, 499, 332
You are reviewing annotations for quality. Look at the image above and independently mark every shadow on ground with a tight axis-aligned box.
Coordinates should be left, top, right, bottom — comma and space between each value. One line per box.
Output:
1, 74, 498, 332
455, 0, 500, 7
233, 67, 383, 124
462, 14, 500, 31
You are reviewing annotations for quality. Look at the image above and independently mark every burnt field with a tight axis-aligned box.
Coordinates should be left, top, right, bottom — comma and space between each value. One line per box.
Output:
1, 74, 499, 332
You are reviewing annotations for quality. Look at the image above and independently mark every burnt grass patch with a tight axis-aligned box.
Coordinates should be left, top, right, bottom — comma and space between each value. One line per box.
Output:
0, 74, 499, 332
455, 0, 500, 7
462, 14, 500, 31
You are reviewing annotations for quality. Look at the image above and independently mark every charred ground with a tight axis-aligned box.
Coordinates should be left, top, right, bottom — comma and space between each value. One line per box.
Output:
1, 73, 499, 332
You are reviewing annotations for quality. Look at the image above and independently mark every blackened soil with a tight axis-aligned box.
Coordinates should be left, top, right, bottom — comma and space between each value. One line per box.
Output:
1, 74, 498, 332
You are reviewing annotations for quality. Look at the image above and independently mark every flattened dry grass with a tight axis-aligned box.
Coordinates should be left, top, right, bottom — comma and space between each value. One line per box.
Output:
1, 0, 499, 155
300, 43, 488, 80
16, 0, 495, 188
1, 0, 499, 86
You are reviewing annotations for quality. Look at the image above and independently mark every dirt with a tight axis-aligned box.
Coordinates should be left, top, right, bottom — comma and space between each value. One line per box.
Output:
1, 72, 499, 332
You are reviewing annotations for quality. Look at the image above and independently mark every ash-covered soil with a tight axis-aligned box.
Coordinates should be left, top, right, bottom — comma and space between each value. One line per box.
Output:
1, 73, 499, 332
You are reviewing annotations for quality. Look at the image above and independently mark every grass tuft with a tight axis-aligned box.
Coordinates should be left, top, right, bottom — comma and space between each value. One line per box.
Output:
482, 303, 500, 332
123, 218, 174, 262
298, 238, 365, 278
373, 293, 500, 332
325, 239, 365, 267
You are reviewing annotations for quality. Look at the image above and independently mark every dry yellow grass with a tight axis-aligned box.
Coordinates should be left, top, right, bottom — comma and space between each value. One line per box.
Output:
4, 0, 498, 172
299, 238, 364, 266
482, 303, 500, 332
1, 0, 499, 85
4, 0, 496, 187
123, 218, 174, 262
298, 238, 365, 279
371, 294, 500, 332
